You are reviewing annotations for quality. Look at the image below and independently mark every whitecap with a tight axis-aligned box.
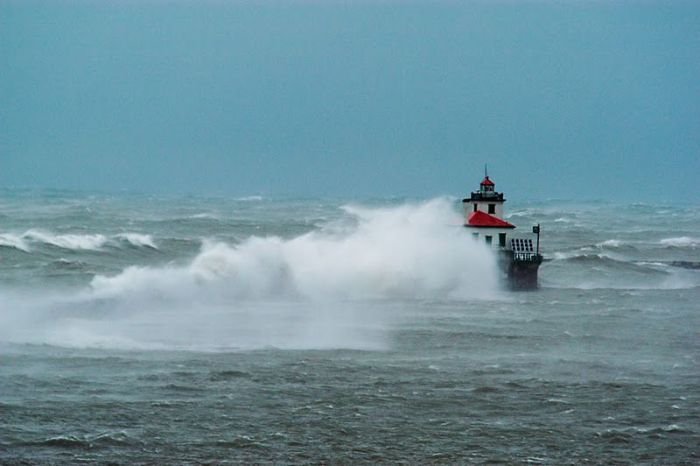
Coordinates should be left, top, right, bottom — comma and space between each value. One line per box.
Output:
0, 233, 31, 252
115, 233, 158, 249
189, 213, 219, 219
660, 236, 699, 248
23, 229, 108, 250
597, 239, 624, 248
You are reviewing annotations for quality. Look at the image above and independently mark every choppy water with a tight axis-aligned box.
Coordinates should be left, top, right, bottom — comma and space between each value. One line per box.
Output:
1, 190, 698, 464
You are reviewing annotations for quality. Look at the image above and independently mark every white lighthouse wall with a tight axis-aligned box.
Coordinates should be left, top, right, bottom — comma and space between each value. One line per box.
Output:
467, 227, 514, 249
464, 201, 505, 220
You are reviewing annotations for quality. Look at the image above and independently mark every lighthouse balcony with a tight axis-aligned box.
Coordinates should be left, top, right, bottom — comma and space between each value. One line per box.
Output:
463, 191, 505, 202
505, 250, 543, 263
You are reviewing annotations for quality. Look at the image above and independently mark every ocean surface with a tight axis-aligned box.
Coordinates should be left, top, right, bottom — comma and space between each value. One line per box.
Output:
0, 190, 698, 464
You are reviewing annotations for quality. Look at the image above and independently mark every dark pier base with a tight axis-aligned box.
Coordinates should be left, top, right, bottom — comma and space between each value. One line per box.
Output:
500, 251, 543, 290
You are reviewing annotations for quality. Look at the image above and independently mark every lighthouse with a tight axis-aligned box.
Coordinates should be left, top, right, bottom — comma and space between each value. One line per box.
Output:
462, 171, 543, 289
462, 173, 515, 248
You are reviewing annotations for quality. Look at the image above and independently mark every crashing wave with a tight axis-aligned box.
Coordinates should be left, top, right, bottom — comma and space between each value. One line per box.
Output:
90, 198, 498, 302
0, 199, 501, 352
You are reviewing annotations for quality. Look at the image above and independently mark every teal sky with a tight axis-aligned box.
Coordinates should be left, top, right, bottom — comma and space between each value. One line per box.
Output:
1, 1, 698, 201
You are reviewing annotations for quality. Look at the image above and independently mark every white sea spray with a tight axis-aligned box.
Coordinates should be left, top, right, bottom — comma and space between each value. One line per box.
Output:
2, 198, 499, 351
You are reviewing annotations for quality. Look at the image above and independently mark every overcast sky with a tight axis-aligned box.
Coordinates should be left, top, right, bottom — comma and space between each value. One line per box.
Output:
1, 0, 698, 201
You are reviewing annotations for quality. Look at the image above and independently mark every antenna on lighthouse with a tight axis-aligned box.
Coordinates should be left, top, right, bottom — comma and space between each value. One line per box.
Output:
484, 164, 488, 178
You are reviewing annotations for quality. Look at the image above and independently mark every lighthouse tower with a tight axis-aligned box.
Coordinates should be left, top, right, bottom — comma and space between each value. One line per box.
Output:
462, 169, 543, 289
462, 172, 515, 248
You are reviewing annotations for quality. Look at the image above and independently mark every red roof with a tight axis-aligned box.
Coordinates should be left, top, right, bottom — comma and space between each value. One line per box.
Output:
467, 210, 515, 228
480, 176, 495, 186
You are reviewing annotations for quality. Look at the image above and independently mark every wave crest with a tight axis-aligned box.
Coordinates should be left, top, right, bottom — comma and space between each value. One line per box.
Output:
0, 233, 31, 252
24, 230, 108, 251
115, 233, 158, 249
660, 237, 699, 248
0, 230, 158, 252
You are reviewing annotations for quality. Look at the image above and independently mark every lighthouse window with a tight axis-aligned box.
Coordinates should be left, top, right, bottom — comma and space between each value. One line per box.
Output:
499, 233, 506, 247
473, 204, 478, 212
485, 235, 493, 245
488, 204, 496, 214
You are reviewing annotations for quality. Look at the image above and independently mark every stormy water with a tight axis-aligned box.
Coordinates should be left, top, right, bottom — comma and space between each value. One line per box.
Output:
1, 190, 698, 464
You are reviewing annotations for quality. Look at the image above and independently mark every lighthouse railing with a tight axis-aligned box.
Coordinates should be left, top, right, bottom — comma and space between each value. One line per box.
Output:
509, 238, 541, 262
513, 251, 540, 262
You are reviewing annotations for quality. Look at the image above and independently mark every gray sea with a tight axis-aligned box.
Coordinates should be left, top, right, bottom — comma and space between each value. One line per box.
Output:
1, 190, 698, 464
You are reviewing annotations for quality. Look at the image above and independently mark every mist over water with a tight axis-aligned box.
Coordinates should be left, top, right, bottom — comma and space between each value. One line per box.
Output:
0, 198, 497, 351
